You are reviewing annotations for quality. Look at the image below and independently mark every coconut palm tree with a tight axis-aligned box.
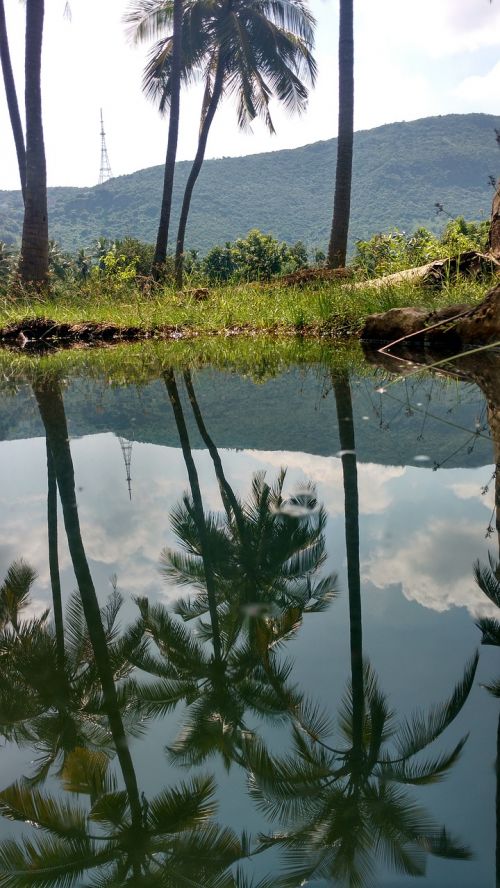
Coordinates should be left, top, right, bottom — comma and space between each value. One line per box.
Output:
327, 0, 354, 269
18, 0, 49, 285
0, 0, 26, 200
127, 0, 317, 286
125, 0, 184, 277
1, 375, 246, 885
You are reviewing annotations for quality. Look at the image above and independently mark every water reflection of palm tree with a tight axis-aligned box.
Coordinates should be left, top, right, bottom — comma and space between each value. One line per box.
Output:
0, 744, 242, 886
130, 370, 334, 768
474, 554, 500, 887
166, 370, 336, 632
0, 377, 243, 884
133, 594, 302, 769
245, 370, 477, 884
0, 577, 136, 783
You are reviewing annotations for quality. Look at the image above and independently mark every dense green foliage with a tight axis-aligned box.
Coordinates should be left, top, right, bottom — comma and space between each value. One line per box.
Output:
203, 229, 309, 282
354, 216, 490, 277
1, 113, 498, 254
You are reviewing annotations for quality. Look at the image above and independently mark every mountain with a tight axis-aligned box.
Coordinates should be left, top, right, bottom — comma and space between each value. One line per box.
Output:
0, 368, 491, 470
1, 113, 499, 254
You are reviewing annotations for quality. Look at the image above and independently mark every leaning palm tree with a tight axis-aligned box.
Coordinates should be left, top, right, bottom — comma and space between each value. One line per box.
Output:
327, 0, 354, 268
139, 369, 335, 769
0, 0, 26, 200
127, 0, 317, 286
125, 0, 184, 277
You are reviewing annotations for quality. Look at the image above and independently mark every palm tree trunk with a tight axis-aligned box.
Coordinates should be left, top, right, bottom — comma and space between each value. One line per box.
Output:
333, 372, 363, 749
327, 0, 354, 269
46, 439, 64, 670
174, 56, 225, 289
33, 378, 142, 827
164, 369, 223, 660
0, 0, 26, 201
19, 0, 48, 285
152, 0, 183, 278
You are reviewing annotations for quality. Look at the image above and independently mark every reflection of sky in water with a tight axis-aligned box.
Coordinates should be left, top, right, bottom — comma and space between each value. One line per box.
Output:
0, 432, 497, 886
1, 434, 495, 619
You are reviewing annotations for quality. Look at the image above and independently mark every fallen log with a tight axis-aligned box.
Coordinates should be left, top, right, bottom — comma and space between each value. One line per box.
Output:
354, 250, 500, 290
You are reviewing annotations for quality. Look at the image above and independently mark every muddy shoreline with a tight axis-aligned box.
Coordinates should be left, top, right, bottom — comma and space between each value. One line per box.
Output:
0, 316, 359, 350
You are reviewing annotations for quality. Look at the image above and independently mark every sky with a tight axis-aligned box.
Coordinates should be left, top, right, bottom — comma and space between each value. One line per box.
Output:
1, 0, 500, 190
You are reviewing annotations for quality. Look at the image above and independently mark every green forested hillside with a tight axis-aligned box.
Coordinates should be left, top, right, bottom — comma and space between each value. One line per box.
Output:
1, 113, 499, 254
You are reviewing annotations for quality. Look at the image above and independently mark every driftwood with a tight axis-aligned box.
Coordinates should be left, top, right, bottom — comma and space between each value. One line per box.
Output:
354, 250, 500, 290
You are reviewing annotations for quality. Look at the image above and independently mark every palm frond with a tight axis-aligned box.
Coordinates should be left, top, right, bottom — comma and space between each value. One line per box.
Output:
147, 774, 217, 834
393, 651, 478, 759
0, 782, 88, 839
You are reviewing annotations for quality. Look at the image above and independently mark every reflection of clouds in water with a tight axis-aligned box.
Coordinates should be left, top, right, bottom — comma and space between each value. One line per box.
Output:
363, 518, 498, 618
1, 434, 496, 620
244, 450, 405, 516
447, 479, 495, 512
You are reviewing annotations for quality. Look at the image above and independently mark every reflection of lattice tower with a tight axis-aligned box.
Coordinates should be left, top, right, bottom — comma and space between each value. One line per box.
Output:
98, 108, 112, 185
118, 436, 133, 501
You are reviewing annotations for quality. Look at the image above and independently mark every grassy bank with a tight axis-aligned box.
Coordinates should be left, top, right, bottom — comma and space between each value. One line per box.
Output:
0, 336, 366, 389
0, 273, 492, 339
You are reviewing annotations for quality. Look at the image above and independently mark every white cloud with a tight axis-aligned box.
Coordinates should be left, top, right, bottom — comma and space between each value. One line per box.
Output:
363, 517, 498, 618
454, 60, 500, 110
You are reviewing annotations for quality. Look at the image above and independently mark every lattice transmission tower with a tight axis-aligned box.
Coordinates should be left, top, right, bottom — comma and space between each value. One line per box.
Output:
118, 436, 133, 501
98, 108, 112, 185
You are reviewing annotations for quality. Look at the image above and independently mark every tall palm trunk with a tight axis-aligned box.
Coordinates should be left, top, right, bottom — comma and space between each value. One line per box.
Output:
0, 0, 26, 201
164, 369, 223, 660
174, 55, 225, 289
46, 440, 64, 670
33, 378, 142, 828
327, 0, 354, 269
333, 372, 363, 750
152, 0, 183, 278
19, 0, 48, 285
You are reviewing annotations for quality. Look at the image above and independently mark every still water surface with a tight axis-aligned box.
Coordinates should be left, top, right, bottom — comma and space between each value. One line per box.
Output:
0, 345, 498, 887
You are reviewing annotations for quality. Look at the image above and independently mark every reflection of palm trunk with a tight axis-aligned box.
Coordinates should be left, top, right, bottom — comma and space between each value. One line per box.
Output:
333, 373, 363, 750
164, 369, 222, 661
46, 440, 64, 669
497, 713, 499, 888
183, 370, 245, 538
33, 379, 142, 828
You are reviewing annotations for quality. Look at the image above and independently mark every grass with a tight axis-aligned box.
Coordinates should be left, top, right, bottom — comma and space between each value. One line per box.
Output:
0, 272, 492, 338
0, 335, 366, 391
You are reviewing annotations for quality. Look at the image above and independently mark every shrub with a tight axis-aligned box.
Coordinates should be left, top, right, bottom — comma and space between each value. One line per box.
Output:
203, 244, 235, 284
231, 229, 288, 281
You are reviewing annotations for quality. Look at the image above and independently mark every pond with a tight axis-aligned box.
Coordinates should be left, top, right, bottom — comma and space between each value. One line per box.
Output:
0, 340, 497, 887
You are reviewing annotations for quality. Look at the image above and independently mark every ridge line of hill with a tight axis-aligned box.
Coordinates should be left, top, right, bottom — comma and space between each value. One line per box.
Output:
1, 112, 499, 254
